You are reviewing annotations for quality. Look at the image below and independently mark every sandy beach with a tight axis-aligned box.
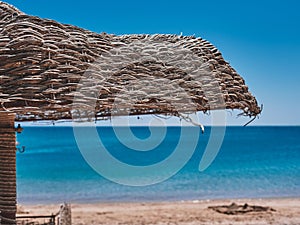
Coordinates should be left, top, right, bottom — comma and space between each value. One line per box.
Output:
17, 198, 300, 225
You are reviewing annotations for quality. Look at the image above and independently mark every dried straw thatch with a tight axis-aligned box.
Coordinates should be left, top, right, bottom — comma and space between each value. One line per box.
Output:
0, 2, 262, 224
0, 2, 261, 121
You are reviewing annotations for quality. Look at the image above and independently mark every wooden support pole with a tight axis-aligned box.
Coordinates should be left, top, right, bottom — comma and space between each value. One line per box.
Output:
0, 112, 16, 225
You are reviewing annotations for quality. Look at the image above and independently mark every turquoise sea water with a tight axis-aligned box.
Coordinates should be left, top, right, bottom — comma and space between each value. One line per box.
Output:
16, 126, 300, 204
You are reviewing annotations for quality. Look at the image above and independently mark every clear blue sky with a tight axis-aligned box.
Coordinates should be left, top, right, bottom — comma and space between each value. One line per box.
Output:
5, 0, 300, 125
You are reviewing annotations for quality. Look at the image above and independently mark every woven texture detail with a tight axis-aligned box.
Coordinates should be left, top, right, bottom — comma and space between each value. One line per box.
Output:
0, 2, 261, 121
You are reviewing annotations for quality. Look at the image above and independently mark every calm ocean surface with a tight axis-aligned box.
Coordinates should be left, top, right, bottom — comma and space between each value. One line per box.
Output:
16, 126, 300, 204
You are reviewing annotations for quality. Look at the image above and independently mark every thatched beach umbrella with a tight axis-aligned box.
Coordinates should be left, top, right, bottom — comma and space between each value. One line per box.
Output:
0, 1, 261, 224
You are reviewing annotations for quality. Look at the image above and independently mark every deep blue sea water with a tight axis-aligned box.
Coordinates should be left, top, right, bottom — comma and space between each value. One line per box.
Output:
16, 126, 300, 204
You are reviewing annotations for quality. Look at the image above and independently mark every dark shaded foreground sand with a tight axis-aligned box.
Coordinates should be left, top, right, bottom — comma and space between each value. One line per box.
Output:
17, 198, 300, 225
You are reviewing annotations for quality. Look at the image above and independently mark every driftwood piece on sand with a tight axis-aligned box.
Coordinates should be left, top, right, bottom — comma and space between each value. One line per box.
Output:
58, 203, 72, 225
208, 202, 276, 215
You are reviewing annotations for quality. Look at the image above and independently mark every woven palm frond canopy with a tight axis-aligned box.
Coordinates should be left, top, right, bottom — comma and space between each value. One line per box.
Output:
0, 2, 261, 122
0, 2, 262, 224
